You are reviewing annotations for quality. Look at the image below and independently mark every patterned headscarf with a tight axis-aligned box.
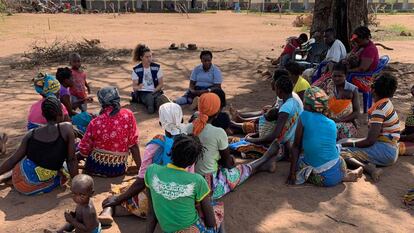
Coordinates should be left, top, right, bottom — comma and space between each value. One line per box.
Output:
33, 73, 61, 97
304, 86, 329, 115
159, 102, 183, 136
192, 93, 221, 136
97, 86, 121, 116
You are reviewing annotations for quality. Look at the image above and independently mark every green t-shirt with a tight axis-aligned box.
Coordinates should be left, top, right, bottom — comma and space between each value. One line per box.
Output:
184, 123, 229, 175
145, 163, 210, 232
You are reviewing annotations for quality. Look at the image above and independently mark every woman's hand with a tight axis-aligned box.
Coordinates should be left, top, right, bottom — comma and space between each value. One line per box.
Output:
102, 195, 121, 208
262, 105, 272, 113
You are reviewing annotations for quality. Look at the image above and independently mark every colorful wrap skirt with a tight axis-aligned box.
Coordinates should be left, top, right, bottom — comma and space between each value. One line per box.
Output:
177, 202, 224, 233
403, 187, 414, 209
204, 164, 252, 200
399, 142, 414, 156
111, 180, 148, 218
295, 156, 346, 187
341, 141, 398, 166
12, 158, 69, 195
85, 149, 129, 177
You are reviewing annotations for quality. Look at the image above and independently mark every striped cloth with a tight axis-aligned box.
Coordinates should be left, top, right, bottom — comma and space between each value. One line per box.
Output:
368, 98, 401, 144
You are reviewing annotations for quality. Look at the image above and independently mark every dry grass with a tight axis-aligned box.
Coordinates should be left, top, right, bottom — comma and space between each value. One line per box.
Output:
10, 38, 131, 69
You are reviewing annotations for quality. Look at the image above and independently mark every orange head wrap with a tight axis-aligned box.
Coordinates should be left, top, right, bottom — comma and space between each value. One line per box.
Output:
192, 93, 221, 136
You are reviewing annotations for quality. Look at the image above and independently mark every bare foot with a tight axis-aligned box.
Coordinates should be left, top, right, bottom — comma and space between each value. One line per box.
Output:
229, 104, 242, 122
98, 207, 114, 226
258, 157, 277, 173
343, 167, 363, 182
365, 163, 383, 183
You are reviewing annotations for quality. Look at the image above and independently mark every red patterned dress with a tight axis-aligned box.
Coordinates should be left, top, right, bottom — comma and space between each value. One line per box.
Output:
79, 107, 139, 177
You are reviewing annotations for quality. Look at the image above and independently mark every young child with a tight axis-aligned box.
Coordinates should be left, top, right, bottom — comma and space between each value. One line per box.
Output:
400, 85, 414, 156
69, 53, 91, 112
52, 174, 101, 233
145, 134, 224, 233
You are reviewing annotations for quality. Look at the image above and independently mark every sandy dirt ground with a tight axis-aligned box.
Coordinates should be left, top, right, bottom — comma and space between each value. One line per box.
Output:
0, 12, 414, 233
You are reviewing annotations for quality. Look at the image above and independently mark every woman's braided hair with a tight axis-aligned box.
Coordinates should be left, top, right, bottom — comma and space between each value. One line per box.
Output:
275, 75, 294, 94
170, 134, 205, 168
41, 96, 62, 122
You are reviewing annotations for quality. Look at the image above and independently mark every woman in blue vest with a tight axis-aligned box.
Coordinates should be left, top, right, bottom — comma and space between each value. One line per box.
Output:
131, 44, 170, 114
98, 102, 187, 225
175, 50, 223, 106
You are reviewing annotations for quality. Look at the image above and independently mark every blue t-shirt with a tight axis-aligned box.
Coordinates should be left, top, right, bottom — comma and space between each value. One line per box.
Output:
300, 110, 339, 167
190, 64, 222, 88
278, 96, 303, 144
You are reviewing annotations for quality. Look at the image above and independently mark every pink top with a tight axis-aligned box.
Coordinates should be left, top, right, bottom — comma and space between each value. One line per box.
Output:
70, 69, 88, 99
79, 108, 139, 156
137, 143, 195, 179
359, 40, 379, 72
28, 99, 69, 125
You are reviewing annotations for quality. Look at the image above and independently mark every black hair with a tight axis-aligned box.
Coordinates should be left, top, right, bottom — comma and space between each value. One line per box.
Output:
41, 96, 62, 122
212, 112, 231, 131
200, 50, 213, 60
332, 62, 348, 74
272, 69, 290, 82
324, 28, 336, 36
275, 75, 294, 94
170, 134, 204, 168
211, 89, 226, 108
298, 33, 308, 42
372, 73, 398, 99
285, 61, 304, 76
132, 44, 151, 62
353, 26, 371, 40
55, 67, 72, 83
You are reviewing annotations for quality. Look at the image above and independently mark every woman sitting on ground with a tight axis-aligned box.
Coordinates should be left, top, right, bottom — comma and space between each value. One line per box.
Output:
28, 73, 70, 130
286, 87, 363, 187
175, 50, 223, 106
285, 61, 310, 101
98, 102, 187, 225
79, 87, 141, 177
328, 63, 360, 140
56, 67, 93, 134
229, 76, 303, 160
399, 85, 414, 156
184, 93, 275, 200
340, 73, 400, 182
130, 44, 169, 114
0, 97, 78, 195
145, 134, 224, 233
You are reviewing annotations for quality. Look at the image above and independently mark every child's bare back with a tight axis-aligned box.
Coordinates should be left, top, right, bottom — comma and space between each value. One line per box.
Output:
45, 174, 101, 233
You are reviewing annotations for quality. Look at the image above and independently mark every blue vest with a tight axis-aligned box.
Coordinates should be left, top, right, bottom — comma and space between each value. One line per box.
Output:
133, 63, 160, 88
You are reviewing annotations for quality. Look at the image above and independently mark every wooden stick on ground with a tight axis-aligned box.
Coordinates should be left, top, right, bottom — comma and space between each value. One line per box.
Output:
325, 214, 358, 227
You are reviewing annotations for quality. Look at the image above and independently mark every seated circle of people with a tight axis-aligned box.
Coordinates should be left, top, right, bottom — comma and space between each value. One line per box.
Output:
0, 32, 411, 232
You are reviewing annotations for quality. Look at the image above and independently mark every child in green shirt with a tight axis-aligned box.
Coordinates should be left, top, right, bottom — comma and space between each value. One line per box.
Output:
145, 134, 224, 233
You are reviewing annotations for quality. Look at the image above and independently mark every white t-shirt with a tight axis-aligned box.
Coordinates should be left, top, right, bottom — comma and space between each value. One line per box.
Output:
131, 67, 163, 92
325, 39, 347, 63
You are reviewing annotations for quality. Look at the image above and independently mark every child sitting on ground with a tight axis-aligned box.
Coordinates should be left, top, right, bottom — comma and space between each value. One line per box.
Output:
400, 85, 414, 156
69, 53, 92, 112
47, 174, 101, 233
145, 134, 224, 233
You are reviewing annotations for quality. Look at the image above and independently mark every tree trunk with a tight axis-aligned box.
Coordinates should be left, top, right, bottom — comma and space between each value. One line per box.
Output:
311, 0, 368, 51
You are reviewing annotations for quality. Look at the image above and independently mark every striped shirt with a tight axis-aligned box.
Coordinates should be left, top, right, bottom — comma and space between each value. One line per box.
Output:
368, 98, 400, 143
